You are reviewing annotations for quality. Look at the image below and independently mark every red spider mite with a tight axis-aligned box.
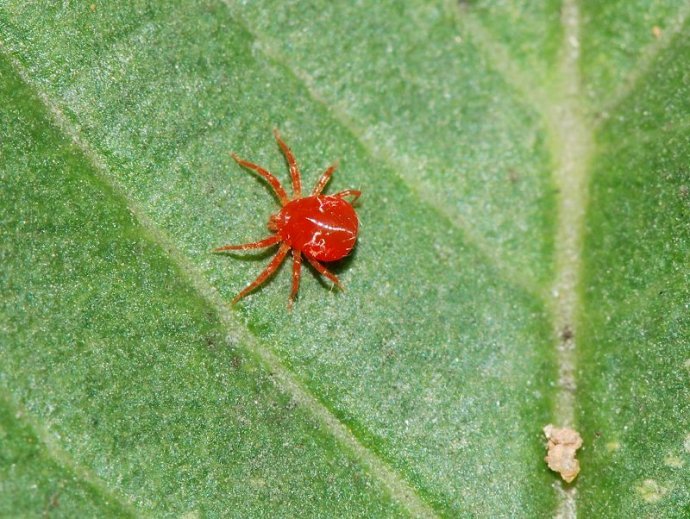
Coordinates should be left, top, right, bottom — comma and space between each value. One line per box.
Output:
214, 130, 361, 307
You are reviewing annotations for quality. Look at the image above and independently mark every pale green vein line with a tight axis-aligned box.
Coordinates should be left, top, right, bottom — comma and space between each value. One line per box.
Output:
220, 2, 544, 302
0, 44, 439, 519
0, 390, 139, 518
597, 1, 690, 123
452, 4, 551, 123
548, 0, 589, 433
546, 1, 591, 517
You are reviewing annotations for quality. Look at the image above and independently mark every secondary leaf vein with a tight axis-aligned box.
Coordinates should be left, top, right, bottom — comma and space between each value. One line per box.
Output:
598, 1, 690, 122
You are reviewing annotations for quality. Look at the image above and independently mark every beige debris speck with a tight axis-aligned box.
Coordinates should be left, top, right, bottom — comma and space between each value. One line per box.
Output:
544, 424, 583, 483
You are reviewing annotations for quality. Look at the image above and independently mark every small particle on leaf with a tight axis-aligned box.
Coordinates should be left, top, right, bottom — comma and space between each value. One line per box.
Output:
90, 3, 96, 12
664, 453, 684, 468
560, 325, 574, 341
543, 424, 583, 483
652, 25, 662, 39
606, 441, 620, 452
636, 479, 667, 503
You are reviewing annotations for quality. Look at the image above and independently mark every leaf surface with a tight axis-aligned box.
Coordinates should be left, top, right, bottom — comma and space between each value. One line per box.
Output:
0, 1, 688, 516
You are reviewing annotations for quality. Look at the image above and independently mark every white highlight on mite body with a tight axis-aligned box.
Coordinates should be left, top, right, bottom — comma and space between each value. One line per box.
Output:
305, 217, 352, 235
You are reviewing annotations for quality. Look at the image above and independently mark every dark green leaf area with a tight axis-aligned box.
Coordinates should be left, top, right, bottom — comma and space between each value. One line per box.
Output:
578, 22, 690, 516
2, 0, 689, 517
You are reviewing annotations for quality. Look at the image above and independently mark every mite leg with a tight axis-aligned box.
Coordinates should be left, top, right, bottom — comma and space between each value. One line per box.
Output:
213, 235, 280, 253
274, 129, 302, 198
312, 162, 338, 196
231, 153, 289, 205
288, 250, 302, 309
232, 243, 290, 304
305, 256, 342, 289
334, 189, 361, 204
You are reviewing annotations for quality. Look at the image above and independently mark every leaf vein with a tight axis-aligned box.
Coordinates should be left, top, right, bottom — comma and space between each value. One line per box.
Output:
598, 1, 690, 121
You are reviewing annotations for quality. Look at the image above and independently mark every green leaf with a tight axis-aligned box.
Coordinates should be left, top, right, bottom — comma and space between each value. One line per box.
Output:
0, 1, 687, 516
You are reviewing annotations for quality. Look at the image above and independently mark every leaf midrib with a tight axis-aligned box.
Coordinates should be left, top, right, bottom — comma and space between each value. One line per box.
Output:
545, 1, 590, 516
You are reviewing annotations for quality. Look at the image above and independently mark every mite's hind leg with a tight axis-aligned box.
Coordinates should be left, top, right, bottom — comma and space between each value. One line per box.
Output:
288, 250, 302, 309
213, 235, 280, 252
305, 256, 342, 289
232, 243, 290, 304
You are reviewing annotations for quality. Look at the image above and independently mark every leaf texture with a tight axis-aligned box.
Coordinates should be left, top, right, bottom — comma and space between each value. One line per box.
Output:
1, 1, 688, 516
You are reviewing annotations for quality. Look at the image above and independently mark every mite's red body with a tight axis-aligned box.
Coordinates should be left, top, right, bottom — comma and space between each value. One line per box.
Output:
214, 130, 361, 307
273, 196, 358, 262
